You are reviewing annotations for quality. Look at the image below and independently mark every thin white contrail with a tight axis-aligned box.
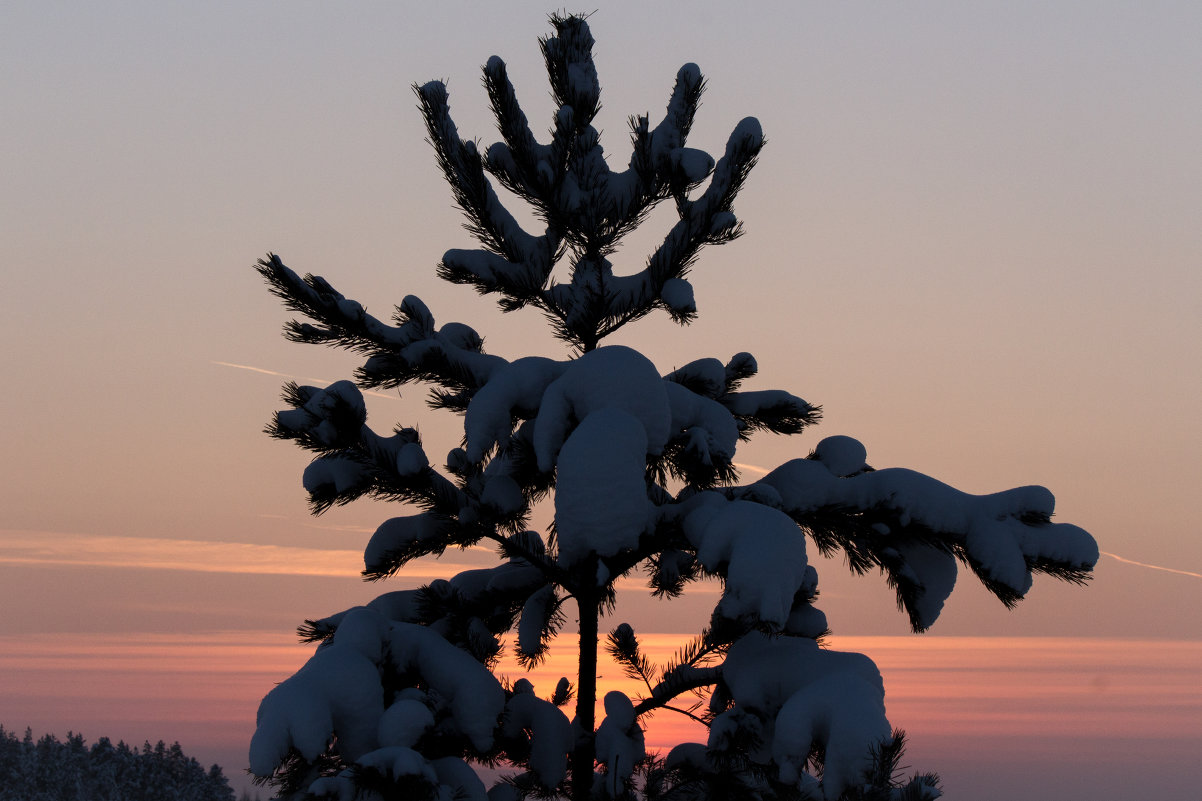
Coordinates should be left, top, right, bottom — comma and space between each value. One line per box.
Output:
212, 360, 399, 400
1100, 551, 1202, 580
211, 360, 295, 378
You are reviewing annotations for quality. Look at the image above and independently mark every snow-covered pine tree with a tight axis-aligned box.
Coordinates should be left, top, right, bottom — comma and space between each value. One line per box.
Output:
249, 13, 1098, 801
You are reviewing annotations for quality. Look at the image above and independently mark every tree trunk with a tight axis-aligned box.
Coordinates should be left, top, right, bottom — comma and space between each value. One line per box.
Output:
571, 589, 599, 801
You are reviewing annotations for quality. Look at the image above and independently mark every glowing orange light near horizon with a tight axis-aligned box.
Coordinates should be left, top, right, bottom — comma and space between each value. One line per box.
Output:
3, 630, 1199, 779
494, 632, 712, 752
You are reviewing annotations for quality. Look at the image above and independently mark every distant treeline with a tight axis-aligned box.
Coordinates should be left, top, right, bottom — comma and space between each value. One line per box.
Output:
0, 726, 236, 801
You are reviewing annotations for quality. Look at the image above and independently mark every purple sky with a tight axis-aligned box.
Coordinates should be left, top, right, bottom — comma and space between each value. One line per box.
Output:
2, 2, 1200, 798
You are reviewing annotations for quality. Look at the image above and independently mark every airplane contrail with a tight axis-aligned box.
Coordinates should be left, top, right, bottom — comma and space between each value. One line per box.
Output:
1100, 551, 1202, 580
212, 360, 400, 400
211, 360, 295, 378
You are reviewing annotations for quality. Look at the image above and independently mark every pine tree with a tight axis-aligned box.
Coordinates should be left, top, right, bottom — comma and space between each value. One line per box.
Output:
249, 13, 1097, 801
88, 736, 123, 801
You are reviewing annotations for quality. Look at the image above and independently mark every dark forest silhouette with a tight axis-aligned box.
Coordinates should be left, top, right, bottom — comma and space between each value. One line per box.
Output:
0, 726, 236, 801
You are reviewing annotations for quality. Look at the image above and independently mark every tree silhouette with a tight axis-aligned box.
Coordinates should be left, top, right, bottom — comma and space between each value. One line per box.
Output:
0, 726, 234, 801
249, 13, 1097, 801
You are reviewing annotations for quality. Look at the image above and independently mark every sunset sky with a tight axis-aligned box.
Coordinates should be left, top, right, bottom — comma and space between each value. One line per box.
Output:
2, 2, 1200, 799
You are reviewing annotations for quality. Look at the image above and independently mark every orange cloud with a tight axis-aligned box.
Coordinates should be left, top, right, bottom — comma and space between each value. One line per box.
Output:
0, 529, 482, 579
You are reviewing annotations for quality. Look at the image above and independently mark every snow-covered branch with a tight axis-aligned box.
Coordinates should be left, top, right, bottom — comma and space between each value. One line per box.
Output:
754, 436, 1099, 629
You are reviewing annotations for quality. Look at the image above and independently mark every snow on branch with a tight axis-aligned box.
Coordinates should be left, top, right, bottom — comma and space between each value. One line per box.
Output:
626, 118, 764, 330
502, 680, 572, 788
679, 494, 810, 629
297, 550, 555, 669
482, 55, 551, 198
256, 255, 507, 405
754, 437, 1099, 629
516, 584, 565, 667
266, 378, 462, 516
541, 13, 601, 129
716, 633, 891, 801
410, 15, 762, 351
722, 389, 821, 438
256, 254, 414, 352
415, 82, 545, 267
